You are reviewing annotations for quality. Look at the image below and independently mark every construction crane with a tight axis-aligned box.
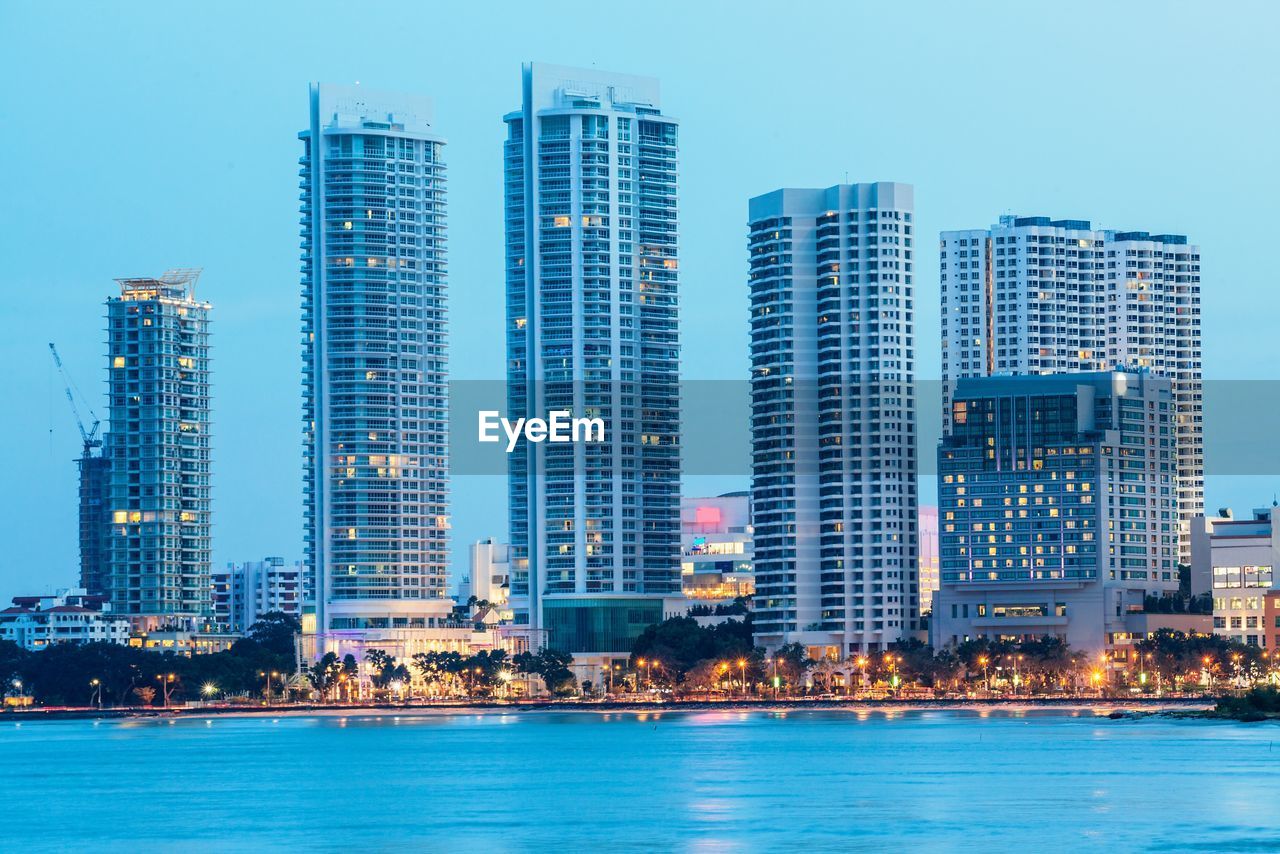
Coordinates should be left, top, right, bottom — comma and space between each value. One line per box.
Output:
48, 342, 102, 457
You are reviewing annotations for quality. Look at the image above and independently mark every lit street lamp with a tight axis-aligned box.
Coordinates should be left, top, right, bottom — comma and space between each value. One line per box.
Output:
90, 678, 102, 709
258, 670, 280, 705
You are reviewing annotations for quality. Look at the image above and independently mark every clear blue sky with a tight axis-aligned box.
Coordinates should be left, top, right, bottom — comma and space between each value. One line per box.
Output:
2, 0, 1277, 601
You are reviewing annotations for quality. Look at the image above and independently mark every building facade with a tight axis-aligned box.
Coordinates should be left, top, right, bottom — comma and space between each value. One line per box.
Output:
504, 63, 681, 655
300, 83, 451, 645
932, 371, 1179, 655
680, 493, 754, 603
104, 271, 212, 628
919, 505, 939, 615
0, 589, 129, 651
748, 183, 919, 659
1195, 507, 1280, 646
212, 557, 307, 634
77, 452, 111, 596
463, 539, 514, 623
939, 217, 1202, 561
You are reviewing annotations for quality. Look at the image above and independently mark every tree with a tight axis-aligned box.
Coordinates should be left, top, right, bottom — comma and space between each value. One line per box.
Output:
772, 642, 810, 693
463, 649, 510, 696
133, 686, 156, 706
0, 641, 29, 690
514, 649, 576, 696
413, 650, 464, 695
1136, 629, 1257, 689
308, 652, 343, 699
1018, 636, 1075, 690
629, 615, 755, 680
235, 612, 301, 658
364, 649, 405, 690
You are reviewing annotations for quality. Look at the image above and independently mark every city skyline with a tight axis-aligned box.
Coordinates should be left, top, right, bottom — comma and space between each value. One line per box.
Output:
4, 2, 1278, 604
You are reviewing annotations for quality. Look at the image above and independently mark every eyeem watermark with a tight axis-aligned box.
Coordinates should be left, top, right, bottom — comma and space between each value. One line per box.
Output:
477, 410, 606, 452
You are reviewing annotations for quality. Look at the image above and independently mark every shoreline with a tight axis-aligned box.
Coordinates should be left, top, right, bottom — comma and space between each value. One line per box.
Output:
0, 696, 1217, 722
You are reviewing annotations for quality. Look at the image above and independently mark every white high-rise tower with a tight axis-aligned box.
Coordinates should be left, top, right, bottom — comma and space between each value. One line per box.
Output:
300, 84, 450, 647
504, 64, 681, 657
748, 183, 919, 657
940, 216, 1202, 563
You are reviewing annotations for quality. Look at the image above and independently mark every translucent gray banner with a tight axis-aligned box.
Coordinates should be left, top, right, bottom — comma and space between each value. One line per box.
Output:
447, 379, 1266, 476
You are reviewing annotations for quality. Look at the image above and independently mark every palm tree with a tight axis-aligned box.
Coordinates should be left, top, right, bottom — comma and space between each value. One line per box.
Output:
307, 652, 343, 701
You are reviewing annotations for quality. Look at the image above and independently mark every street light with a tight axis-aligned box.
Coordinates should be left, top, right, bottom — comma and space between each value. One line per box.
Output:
978, 656, 989, 693
737, 658, 747, 697
90, 678, 102, 709
201, 682, 219, 701
258, 670, 279, 705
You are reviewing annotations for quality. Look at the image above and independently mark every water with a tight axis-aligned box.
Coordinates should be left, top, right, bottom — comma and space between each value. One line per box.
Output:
2, 708, 1277, 852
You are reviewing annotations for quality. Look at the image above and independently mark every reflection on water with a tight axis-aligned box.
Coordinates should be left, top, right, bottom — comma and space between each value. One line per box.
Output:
1, 709, 1276, 852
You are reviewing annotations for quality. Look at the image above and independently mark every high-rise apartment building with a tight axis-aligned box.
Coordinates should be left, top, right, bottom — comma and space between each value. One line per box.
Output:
300, 83, 451, 644
504, 63, 681, 656
748, 183, 919, 659
104, 270, 212, 628
212, 557, 307, 634
932, 371, 1180, 655
940, 216, 1202, 561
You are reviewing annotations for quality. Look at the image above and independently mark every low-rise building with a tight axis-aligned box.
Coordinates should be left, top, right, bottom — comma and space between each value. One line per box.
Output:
211, 557, 307, 634
681, 493, 754, 603
463, 539, 513, 624
129, 629, 240, 656
1196, 507, 1280, 646
0, 588, 129, 651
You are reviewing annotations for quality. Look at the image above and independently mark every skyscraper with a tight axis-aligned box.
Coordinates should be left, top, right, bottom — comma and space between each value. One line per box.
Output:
504, 64, 681, 656
104, 270, 212, 628
939, 216, 1202, 562
300, 84, 450, 645
932, 371, 1179, 655
748, 183, 919, 659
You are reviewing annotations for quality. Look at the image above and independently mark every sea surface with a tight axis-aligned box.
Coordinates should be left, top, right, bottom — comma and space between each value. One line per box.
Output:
2, 707, 1278, 852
